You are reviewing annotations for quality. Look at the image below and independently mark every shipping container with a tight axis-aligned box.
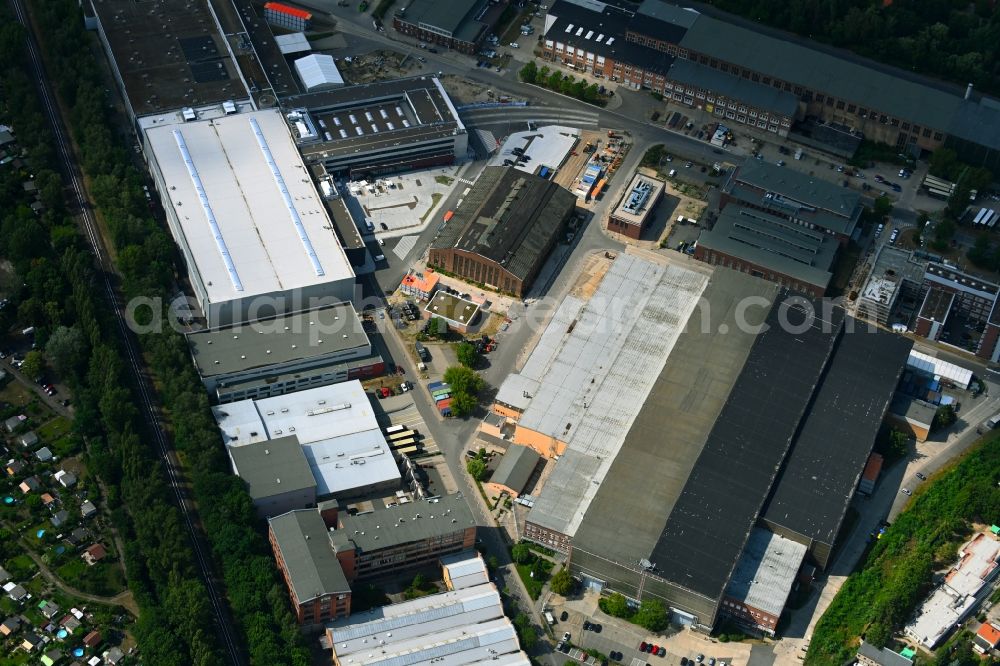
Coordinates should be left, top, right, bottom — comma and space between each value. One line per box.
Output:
443, 210, 455, 222
433, 392, 451, 402
427, 381, 446, 391
538, 166, 550, 179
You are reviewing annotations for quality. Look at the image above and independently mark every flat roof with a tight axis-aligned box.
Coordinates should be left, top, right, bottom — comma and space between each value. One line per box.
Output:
889, 394, 936, 429
228, 435, 316, 499
696, 207, 836, 290
213, 381, 400, 496
762, 324, 912, 546
275, 32, 311, 55
432, 166, 577, 281
288, 77, 465, 158
523, 254, 711, 537
667, 58, 799, 118
424, 292, 480, 326
732, 161, 861, 226
90, 0, 249, 117
187, 304, 370, 378
906, 350, 973, 390
926, 262, 1000, 298
611, 173, 665, 227
573, 268, 777, 571
651, 296, 845, 603
269, 509, 350, 603
946, 532, 1000, 597
489, 125, 581, 175
395, 0, 489, 42
918, 287, 955, 323
144, 109, 355, 307
725, 528, 807, 617
330, 494, 476, 554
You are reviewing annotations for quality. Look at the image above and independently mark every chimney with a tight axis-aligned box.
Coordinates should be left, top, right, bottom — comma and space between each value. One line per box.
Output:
965, 83, 973, 100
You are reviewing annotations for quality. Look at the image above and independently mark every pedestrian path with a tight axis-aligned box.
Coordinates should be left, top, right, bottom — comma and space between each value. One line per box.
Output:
393, 235, 418, 260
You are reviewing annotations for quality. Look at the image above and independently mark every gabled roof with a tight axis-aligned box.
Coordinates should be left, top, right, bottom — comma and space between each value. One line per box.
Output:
268, 510, 349, 603
489, 445, 540, 495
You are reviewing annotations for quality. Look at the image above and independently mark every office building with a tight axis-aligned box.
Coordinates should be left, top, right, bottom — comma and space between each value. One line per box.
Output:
608, 173, 665, 240
229, 436, 316, 518
429, 167, 577, 296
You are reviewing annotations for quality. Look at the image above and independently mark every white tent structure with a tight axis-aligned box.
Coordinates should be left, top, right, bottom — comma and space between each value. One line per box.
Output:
294, 54, 344, 91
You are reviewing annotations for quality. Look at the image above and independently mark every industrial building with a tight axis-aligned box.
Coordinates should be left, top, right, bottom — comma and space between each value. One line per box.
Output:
285, 77, 468, 176
228, 435, 316, 518
540, 0, 1000, 166
904, 530, 1000, 648
429, 167, 577, 297
142, 109, 356, 327
441, 552, 490, 590
326, 583, 530, 666
484, 445, 541, 499
269, 509, 351, 627
608, 173, 665, 240
187, 305, 384, 404
494, 251, 911, 631
720, 528, 807, 636
294, 54, 344, 92
423, 292, 481, 333
392, 0, 509, 54
213, 381, 400, 499
263, 2, 311, 31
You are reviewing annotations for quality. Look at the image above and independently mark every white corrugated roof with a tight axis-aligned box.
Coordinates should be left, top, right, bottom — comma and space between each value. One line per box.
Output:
907, 350, 973, 389
144, 109, 354, 308
294, 54, 344, 91
275, 32, 311, 54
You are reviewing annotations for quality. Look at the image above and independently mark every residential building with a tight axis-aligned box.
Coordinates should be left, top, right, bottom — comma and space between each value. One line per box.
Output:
213, 381, 400, 499
228, 436, 317, 518
441, 552, 490, 590
269, 509, 351, 627
288, 77, 467, 177
429, 167, 577, 297
0, 616, 19, 637
392, 0, 509, 54
82, 544, 107, 566
326, 583, 530, 666
720, 528, 807, 636
904, 531, 1000, 648
608, 173, 665, 240
16, 431, 37, 448
187, 304, 383, 404
857, 641, 914, 666
330, 494, 477, 581
141, 108, 356, 327
35, 447, 52, 462
80, 501, 98, 518
974, 622, 1000, 654
400, 269, 440, 301
54, 470, 76, 488
19, 476, 39, 493
484, 445, 541, 499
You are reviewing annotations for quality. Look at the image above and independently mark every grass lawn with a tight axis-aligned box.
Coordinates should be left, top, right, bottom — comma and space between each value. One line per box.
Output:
421, 192, 443, 222
0, 382, 36, 408
515, 563, 545, 599
36, 416, 71, 441
5, 554, 37, 579
57, 557, 126, 597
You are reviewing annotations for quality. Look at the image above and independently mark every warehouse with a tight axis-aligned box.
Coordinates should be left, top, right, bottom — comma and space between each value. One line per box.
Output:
213, 381, 400, 499
498, 251, 911, 630
429, 167, 577, 297
327, 583, 530, 666
608, 173, 665, 240
441, 552, 490, 590
294, 54, 344, 92
288, 77, 467, 176
391, 0, 507, 54
143, 109, 356, 327
187, 304, 384, 404
484, 445, 541, 499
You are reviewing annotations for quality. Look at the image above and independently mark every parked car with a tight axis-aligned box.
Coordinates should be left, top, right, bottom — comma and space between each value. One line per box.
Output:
562, 632, 571, 642
640, 642, 648, 652
560, 610, 569, 621
916, 472, 926, 480
901, 488, 912, 496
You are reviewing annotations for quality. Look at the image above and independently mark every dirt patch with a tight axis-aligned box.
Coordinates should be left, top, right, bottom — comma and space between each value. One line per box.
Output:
337, 49, 423, 85
569, 253, 614, 300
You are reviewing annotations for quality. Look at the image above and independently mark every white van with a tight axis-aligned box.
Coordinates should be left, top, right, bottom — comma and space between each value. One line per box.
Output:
668, 169, 677, 178
375, 254, 386, 262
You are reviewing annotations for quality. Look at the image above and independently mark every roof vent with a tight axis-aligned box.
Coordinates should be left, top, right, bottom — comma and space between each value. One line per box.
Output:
240, 355, 246, 359
264, 449, 270, 455
276, 478, 281, 484
266, 350, 271, 354
291, 344, 297, 349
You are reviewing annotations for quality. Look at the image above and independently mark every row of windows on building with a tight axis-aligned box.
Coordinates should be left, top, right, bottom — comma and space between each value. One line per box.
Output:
699, 251, 820, 295
449, 255, 519, 293
721, 599, 776, 627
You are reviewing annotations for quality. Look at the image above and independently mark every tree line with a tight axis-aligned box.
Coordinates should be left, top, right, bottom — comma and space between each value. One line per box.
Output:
12, 1, 312, 663
702, 0, 1000, 96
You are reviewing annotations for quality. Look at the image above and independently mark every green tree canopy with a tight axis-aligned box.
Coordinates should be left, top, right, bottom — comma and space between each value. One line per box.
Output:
466, 458, 487, 481
634, 599, 669, 632
511, 543, 533, 564
456, 341, 479, 368
46, 325, 87, 378
550, 567, 574, 595
599, 592, 632, 618
21, 350, 44, 380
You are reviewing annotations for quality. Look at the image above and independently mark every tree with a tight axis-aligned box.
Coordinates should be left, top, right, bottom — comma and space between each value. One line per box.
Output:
546, 70, 563, 90
456, 341, 479, 368
443, 365, 485, 396
880, 429, 909, 460
633, 599, 669, 632
550, 567, 574, 595
598, 592, 632, 618
511, 543, 533, 564
519, 61, 538, 84
466, 458, 487, 481
872, 195, 893, 220
21, 350, 44, 380
46, 325, 87, 378
934, 404, 956, 430
451, 390, 479, 417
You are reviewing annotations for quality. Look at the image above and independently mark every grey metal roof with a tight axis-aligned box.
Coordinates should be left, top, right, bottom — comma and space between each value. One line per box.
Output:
432, 167, 576, 281
732, 161, 861, 227
187, 304, 369, 378
858, 641, 913, 666
949, 98, 1000, 151
889, 394, 936, 429
668, 58, 799, 118
636, 0, 699, 30
330, 494, 475, 554
763, 323, 911, 547
725, 528, 806, 616
696, 207, 836, 291
489, 445, 540, 495
228, 436, 316, 500
268, 510, 350, 602
678, 15, 963, 131
396, 0, 481, 38
651, 296, 845, 603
